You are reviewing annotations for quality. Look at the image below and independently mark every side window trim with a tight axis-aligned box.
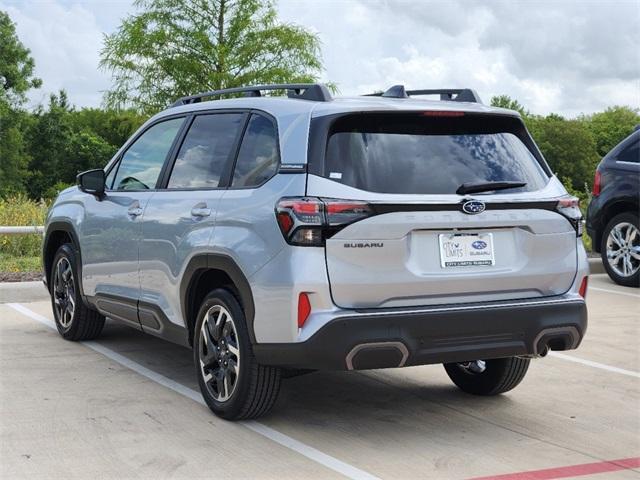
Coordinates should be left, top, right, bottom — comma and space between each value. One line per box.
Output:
227, 111, 282, 190
219, 112, 252, 188
158, 110, 250, 190
107, 115, 188, 192
156, 114, 195, 189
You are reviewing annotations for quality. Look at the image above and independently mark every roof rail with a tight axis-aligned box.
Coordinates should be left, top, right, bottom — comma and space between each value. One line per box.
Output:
171, 83, 332, 107
367, 85, 483, 104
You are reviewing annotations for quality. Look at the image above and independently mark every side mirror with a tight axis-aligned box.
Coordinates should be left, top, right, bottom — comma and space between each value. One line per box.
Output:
77, 169, 106, 197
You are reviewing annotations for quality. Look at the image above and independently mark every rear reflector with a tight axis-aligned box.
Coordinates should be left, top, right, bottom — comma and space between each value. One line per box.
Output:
592, 170, 602, 196
297, 293, 311, 328
579, 276, 589, 298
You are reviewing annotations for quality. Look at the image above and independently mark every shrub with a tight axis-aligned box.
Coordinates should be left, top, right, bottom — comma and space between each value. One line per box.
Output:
0, 195, 48, 258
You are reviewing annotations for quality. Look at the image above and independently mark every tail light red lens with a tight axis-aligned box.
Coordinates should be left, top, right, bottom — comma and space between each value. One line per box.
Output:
297, 292, 311, 328
578, 276, 589, 298
276, 197, 373, 246
592, 170, 602, 197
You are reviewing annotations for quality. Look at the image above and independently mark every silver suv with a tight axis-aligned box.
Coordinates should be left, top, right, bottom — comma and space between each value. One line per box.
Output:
43, 83, 589, 420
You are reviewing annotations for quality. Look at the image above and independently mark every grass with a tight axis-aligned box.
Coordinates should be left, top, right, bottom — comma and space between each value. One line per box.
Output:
0, 195, 48, 273
0, 253, 41, 273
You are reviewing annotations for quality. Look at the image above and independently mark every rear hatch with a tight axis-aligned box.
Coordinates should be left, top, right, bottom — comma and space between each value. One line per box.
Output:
306, 111, 580, 309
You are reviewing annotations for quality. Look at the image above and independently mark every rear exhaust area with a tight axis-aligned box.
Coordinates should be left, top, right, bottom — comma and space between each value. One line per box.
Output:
534, 326, 581, 357
345, 342, 409, 370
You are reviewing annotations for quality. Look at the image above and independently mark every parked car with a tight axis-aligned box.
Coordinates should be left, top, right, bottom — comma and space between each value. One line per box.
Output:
587, 127, 640, 287
43, 83, 589, 420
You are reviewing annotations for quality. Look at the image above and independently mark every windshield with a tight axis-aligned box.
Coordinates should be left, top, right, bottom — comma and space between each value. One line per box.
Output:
321, 113, 549, 195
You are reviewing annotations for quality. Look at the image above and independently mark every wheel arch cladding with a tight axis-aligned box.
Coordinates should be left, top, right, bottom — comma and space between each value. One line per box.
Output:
181, 254, 256, 346
43, 222, 82, 295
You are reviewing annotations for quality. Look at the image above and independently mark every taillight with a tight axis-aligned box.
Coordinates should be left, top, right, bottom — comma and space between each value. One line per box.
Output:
276, 197, 373, 246
297, 292, 311, 328
578, 276, 588, 298
592, 170, 602, 197
556, 196, 583, 237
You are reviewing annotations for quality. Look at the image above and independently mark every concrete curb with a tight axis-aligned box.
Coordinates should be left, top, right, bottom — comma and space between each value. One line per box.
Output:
0, 281, 49, 304
588, 257, 605, 274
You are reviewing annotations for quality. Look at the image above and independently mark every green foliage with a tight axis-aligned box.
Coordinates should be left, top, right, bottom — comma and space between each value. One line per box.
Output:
0, 195, 48, 259
0, 11, 41, 198
582, 106, 640, 157
18, 90, 146, 199
526, 114, 600, 191
490, 95, 529, 117
0, 10, 42, 106
0, 253, 41, 273
0, 105, 30, 196
100, 0, 325, 113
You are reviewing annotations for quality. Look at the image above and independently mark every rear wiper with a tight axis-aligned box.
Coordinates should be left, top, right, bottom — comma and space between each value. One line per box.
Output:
456, 181, 527, 195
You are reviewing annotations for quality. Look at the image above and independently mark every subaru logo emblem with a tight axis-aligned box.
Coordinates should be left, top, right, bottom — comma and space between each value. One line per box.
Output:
472, 240, 487, 250
462, 200, 485, 215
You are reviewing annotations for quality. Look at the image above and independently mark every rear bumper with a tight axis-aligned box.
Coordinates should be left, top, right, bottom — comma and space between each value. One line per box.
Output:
253, 296, 587, 371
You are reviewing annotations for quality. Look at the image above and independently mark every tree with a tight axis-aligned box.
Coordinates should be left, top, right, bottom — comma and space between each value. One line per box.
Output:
100, 0, 325, 114
63, 130, 117, 181
526, 114, 600, 191
490, 95, 529, 117
0, 11, 42, 106
583, 106, 640, 157
24, 91, 74, 198
0, 11, 42, 197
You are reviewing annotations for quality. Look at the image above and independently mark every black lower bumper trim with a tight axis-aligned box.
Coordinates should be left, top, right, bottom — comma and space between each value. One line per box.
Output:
253, 298, 587, 371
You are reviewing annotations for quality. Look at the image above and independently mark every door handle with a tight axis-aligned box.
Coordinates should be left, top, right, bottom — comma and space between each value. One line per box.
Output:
191, 205, 211, 218
128, 207, 143, 217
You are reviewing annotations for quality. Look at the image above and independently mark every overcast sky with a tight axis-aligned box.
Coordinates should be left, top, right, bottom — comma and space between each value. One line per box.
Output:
2, 0, 639, 117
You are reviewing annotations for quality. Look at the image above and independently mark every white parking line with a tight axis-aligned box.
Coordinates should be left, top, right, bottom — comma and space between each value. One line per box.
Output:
589, 286, 640, 299
6, 303, 380, 480
549, 352, 640, 379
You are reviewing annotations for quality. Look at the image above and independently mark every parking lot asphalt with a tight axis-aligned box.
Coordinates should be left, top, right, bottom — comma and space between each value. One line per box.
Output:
1, 273, 638, 480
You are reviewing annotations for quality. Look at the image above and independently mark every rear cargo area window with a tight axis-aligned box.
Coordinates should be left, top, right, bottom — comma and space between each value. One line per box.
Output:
322, 113, 549, 194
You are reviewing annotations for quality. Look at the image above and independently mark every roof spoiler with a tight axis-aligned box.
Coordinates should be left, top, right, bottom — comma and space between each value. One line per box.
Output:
366, 85, 482, 104
171, 83, 332, 107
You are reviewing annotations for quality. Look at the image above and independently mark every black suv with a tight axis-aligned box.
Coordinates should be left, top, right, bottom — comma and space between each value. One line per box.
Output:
587, 127, 640, 287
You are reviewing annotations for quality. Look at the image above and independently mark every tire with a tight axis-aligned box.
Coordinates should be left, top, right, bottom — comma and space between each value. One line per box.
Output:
50, 244, 105, 341
601, 212, 640, 287
443, 357, 530, 396
194, 289, 281, 420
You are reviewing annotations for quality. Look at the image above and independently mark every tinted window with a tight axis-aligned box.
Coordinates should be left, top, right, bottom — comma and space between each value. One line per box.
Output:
113, 118, 183, 190
105, 162, 117, 190
232, 114, 279, 187
322, 113, 549, 195
167, 114, 243, 189
617, 137, 639, 164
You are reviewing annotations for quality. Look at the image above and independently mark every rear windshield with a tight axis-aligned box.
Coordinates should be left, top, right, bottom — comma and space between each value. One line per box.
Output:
320, 113, 549, 195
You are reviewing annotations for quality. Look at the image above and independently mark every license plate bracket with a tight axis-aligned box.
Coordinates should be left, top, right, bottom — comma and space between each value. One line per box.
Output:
438, 233, 495, 268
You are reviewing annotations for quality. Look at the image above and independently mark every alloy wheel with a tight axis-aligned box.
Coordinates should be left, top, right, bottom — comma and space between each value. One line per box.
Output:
53, 257, 76, 328
606, 222, 640, 278
198, 305, 241, 402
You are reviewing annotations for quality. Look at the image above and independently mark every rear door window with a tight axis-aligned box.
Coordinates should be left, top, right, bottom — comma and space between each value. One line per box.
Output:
321, 113, 549, 194
167, 113, 244, 189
